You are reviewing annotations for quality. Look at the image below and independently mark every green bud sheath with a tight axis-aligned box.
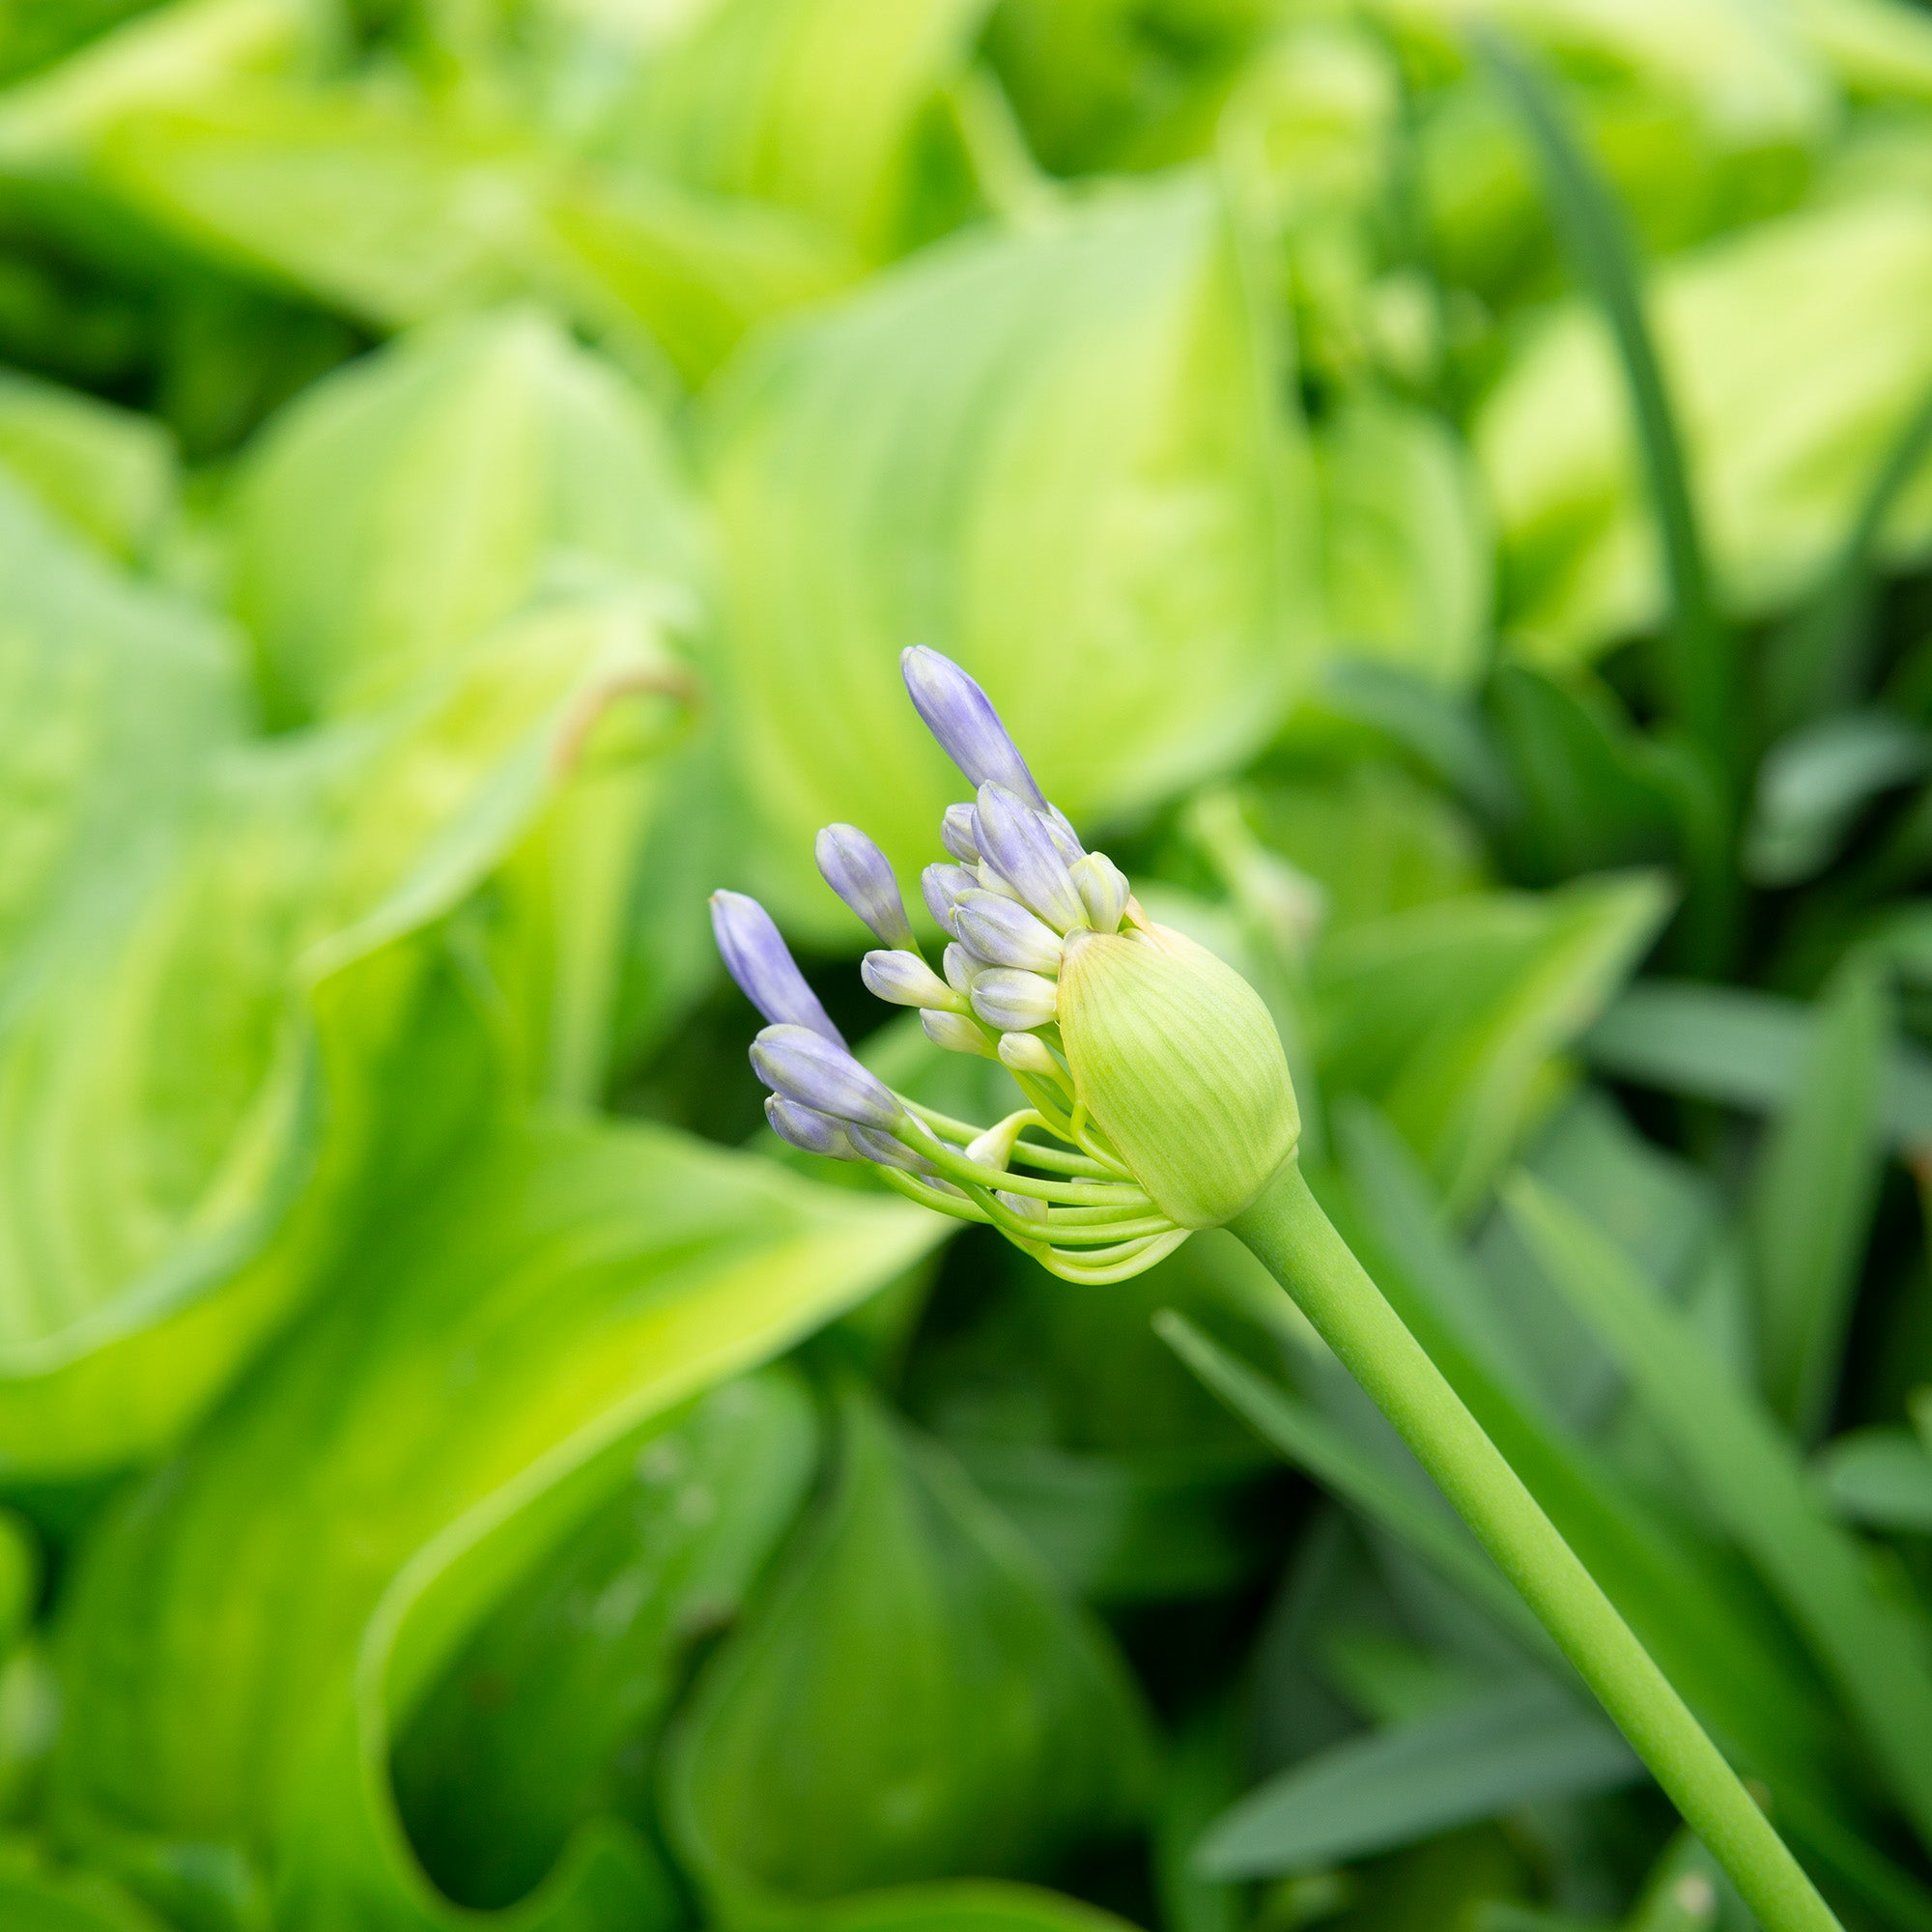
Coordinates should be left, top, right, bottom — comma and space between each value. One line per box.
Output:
1058, 923, 1298, 1228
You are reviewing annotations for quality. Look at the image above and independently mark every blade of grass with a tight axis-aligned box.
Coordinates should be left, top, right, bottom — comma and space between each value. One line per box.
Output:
1154, 1311, 1553, 1662
1475, 32, 1734, 796
1747, 959, 1890, 1438
1581, 980, 1932, 1152
1195, 1678, 1638, 1881
1507, 1175, 1932, 1853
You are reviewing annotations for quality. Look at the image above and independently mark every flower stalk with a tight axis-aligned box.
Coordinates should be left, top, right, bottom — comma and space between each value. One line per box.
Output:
711, 644, 1846, 1930
1230, 1162, 1841, 1932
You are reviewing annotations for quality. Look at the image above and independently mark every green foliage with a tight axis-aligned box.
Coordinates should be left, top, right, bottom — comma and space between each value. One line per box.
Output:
5, 3, 1932, 1929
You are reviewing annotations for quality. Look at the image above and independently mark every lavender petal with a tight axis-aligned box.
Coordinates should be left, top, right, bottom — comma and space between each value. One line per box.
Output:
766, 1094, 861, 1161
969, 968, 1061, 1033
900, 646, 1047, 808
921, 862, 977, 933
750, 1024, 903, 1130
942, 941, 986, 996
710, 892, 844, 1046
952, 891, 1065, 975
848, 1122, 938, 1174
815, 823, 917, 950
971, 784, 1088, 933
941, 803, 981, 865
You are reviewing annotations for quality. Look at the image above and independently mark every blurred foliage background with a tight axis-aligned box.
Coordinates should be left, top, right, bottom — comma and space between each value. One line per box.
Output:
4, 1, 1932, 1929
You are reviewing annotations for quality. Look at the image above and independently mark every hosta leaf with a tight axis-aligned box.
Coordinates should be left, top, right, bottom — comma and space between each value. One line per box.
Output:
984, 0, 1274, 177
393, 1367, 819, 1912
811, 1880, 1144, 1932
664, 1378, 1155, 1916
0, 481, 692, 1476
1194, 1677, 1637, 1881
1317, 391, 1493, 692
228, 308, 705, 724
1312, 871, 1670, 1214
0, 366, 173, 560
1477, 191, 1932, 663
0, 0, 320, 176
700, 176, 1316, 935
51, 1120, 940, 1932
230, 308, 710, 1102
601, 0, 991, 259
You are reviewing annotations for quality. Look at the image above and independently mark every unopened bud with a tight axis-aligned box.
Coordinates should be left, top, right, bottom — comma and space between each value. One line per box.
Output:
1057, 924, 1297, 1228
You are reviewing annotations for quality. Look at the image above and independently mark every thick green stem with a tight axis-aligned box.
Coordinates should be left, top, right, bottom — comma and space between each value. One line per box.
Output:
1229, 1160, 1842, 1932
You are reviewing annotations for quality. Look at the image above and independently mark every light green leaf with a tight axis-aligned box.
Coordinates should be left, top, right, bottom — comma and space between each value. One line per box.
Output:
1747, 957, 1890, 1438
51, 1118, 941, 1932
663, 1378, 1155, 1916
984, 0, 1276, 177
1318, 391, 1492, 691
701, 176, 1316, 936
1194, 1678, 1637, 1881
231, 307, 711, 1103
1478, 192, 1932, 664
1506, 1174, 1932, 1852
0, 479, 692, 1476
0, 0, 322, 175
0, 365, 174, 560
1312, 871, 1670, 1214
601, 0, 991, 259
229, 308, 705, 724
83, 78, 850, 384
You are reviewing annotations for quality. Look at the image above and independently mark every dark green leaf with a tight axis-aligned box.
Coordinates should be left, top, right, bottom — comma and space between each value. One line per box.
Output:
1507, 1175, 1932, 1852
663, 1378, 1155, 1916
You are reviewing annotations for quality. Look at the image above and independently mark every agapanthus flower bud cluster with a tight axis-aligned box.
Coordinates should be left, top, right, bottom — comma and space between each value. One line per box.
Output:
710, 648, 1298, 1282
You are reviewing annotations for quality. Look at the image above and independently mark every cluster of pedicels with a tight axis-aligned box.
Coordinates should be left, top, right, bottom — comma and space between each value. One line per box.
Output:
711, 648, 1298, 1283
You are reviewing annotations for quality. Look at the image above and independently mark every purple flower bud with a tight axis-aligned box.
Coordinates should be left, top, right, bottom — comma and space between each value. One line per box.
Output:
922, 862, 977, 933
848, 1123, 938, 1174
969, 968, 1061, 1033
952, 891, 1065, 975
710, 892, 844, 1046
766, 1094, 860, 1161
922, 1010, 997, 1058
901, 646, 1048, 810
750, 1024, 903, 1130
942, 942, 985, 995
971, 784, 1088, 933
1043, 806, 1087, 865
941, 804, 980, 865
861, 950, 958, 1009
815, 823, 917, 950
